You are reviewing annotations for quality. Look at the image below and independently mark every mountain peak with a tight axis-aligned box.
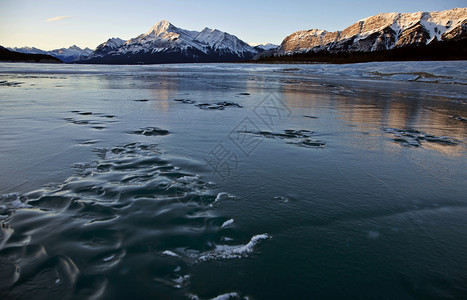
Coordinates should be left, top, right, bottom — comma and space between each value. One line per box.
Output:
158, 19, 171, 25
106, 37, 125, 44
249, 43, 280, 51
155, 19, 172, 28
146, 20, 175, 36
201, 27, 216, 32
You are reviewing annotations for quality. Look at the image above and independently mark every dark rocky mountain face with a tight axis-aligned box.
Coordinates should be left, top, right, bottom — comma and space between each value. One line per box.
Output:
442, 20, 467, 40
82, 47, 253, 64
364, 26, 398, 51
396, 22, 431, 46
0, 46, 62, 63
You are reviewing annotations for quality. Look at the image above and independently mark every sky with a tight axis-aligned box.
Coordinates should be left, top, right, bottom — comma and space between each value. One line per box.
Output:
0, 0, 465, 50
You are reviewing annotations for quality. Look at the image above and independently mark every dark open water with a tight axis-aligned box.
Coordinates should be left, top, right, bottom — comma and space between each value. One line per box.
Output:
0, 62, 466, 299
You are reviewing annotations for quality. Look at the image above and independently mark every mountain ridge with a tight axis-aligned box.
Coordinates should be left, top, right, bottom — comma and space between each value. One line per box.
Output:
9, 45, 92, 62
81, 20, 259, 64
0, 46, 63, 63
272, 7, 466, 56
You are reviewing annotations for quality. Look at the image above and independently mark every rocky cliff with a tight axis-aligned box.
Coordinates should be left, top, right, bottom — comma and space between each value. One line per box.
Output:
277, 8, 466, 55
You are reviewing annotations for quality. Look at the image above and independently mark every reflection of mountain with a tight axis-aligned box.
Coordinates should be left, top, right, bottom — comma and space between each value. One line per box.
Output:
281, 81, 467, 156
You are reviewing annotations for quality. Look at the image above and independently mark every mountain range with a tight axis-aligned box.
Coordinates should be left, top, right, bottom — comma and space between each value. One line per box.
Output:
258, 7, 466, 61
81, 20, 261, 64
5, 7, 466, 64
8, 45, 92, 63
0, 46, 62, 63
249, 43, 280, 51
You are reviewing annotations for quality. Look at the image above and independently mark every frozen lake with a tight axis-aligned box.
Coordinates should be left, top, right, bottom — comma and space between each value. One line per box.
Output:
1, 61, 467, 299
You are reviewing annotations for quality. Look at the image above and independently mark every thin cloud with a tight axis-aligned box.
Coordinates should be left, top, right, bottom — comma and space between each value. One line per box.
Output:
45, 16, 70, 23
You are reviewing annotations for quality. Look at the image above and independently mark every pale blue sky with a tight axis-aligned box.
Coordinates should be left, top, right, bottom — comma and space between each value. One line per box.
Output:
0, 0, 465, 50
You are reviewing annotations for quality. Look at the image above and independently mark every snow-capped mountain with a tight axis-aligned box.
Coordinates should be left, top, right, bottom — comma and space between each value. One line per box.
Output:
194, 27, 255, 54
9, 45, 92, 62
87, 38, 126, 59
83, 20, 259, 64
8, 46, 46, 55
277, 8, 467, 55
1, 46, 62, 63
249, 43, 279, 51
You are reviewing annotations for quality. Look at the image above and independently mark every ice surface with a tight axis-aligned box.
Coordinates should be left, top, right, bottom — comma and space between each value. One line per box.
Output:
104, 150, 120, 160
1, 61, 465, 88
1, 61, 466, 300
71, 162, 98, 176
274, 196, 290, 203
0, 193, 31, 219
131, 127, 170, 136
179, 175, 200, 183
289, 61, 467, 86
383, 127, 461, 147
196, 102, 243, 110
173, 274, 190, 288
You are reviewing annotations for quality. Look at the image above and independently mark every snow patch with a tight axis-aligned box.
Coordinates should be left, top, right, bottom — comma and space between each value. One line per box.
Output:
281, 8, 467, 54
249, 43, 279, 51
210, 292, 241, 300
215, 192, 235, 203
162, 250, 180, 257
102, 254, 115, 262
221, 219, 234, 228
198, 233, 270, 261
